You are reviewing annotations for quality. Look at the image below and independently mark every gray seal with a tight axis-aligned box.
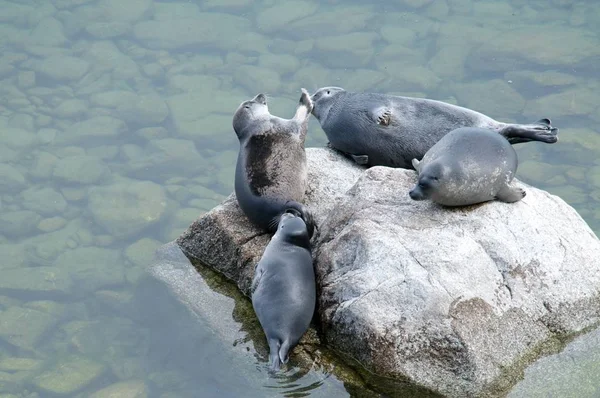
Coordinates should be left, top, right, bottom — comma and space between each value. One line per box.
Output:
233, 89, 315, 237
251, 211, 316, 371
409, 127, 525, 206
310, 87, 558, 169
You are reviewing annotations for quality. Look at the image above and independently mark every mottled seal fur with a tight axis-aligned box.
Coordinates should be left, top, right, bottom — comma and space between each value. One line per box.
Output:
233, 89, 315, 237
310, 87, 559, 169
409, 127, 525, 206
251, 211, 316, 371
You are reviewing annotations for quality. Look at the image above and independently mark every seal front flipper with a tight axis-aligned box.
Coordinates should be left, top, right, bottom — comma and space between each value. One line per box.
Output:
411, 158, 422, 172
495, 185, 526, 203
351, 154, 369, 165
499, 118, 559, 144
293, 88, 313, 122
370, 106, 392, 126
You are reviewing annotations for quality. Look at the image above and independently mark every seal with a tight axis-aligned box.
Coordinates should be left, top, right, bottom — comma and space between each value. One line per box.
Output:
310, 87, 559, 169
251, 210, 316, 371
409, 127, 525, 206
233, 89, 315, 237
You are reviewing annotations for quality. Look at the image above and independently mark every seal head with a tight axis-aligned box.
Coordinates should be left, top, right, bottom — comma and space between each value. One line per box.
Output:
409, 162, 444, 201
310, 86, 345, 122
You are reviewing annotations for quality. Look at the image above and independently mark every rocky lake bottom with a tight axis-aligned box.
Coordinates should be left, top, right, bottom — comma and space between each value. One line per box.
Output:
0, 0, 599, 396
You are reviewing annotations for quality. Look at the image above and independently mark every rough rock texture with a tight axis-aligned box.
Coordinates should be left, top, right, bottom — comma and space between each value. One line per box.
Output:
177, 147, 600, 397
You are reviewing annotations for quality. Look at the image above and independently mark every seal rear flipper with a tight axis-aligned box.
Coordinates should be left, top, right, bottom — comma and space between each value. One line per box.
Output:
495, 185, 526, 203
351, 154, 369, 165
499, 118, 559, 145
268, 338, 282, 371
278, 339, 291, 366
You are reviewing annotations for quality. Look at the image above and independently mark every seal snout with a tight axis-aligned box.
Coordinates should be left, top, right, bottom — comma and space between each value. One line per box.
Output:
253, 93, 267, 105
409, 187, 425, 201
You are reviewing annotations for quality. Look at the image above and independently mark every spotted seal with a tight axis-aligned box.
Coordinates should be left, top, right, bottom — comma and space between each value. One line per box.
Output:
233, 89, 315, 237
409, 127, 525, 206
310, 87, 558, 169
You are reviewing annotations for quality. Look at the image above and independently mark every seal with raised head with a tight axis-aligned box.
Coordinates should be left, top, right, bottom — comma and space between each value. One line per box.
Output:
233, 89, 315, 237
409, 127, 525, 206
251, 210, 316, 371
310, 87, 559, 169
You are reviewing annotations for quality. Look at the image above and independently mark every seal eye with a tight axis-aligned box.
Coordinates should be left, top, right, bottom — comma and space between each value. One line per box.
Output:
244, 105, 250, 109
326, 90, 330, 95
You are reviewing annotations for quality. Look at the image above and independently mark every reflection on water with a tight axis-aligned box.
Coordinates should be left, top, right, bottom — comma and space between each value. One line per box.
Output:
0, 0, 598, 396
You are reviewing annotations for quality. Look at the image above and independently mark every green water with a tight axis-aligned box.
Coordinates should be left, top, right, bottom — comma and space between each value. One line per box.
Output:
0, 0, 599, 396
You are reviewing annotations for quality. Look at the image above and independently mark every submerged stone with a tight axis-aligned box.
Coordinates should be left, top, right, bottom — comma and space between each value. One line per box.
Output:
0, 266, 72, 298
90, 380, 148, 398
33, 55, 90, 82
88, 180, 167, 239
21, 186, 67, 216
55, 247, 124, 294
53, 155, 109, 185
0, 306, 57, 350
0, 164, 26, 191
32, 355, 105, 395
0, 211, 41, 239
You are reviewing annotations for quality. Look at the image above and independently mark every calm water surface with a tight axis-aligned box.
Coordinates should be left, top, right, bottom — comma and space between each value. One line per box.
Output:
0, 0, 599, 397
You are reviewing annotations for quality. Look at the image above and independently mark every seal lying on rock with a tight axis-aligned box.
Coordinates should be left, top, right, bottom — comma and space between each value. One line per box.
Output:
233, 89, 315, 237
409, 127, 525, 206
251, 211, 316, 371
310, 86, 559, 169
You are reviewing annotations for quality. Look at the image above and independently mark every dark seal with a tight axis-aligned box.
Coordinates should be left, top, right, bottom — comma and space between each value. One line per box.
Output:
233, 89, 315, 237
310, 87, 558, 169
409, 127, 525, 206
251, 211, 316, 371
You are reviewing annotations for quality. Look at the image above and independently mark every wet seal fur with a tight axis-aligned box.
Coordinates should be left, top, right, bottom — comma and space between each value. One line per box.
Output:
409, 127, 525, 206
233, 89, 315, 237
251, 211, 316, 371
310, 87, 559, 169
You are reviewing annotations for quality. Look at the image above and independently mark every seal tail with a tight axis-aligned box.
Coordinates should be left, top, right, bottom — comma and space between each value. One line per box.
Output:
283, 201, 316, 240
268, 338, 282, 371
499, 118, 559, 144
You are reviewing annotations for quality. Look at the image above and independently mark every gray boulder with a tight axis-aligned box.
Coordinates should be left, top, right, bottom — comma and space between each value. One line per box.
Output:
176, 147, 600, 397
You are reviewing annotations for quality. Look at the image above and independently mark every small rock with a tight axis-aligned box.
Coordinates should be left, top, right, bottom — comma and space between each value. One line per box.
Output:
126, 138, 207, 180
56, 247, 124, 294
0, 357, 43, 372
22, 186, 68, 216
0, 307, 58, 350
28, 17, 67, 47
37, 217, 67, 233
0, 164, 26, 191
34, 55, 90, 82
233, 65, 281, 94
29, 151, 58, 179
17, 71, 35, 88
524, 87, 599, 119
32, 355, 105, 395
37, 128, 57, 144
8, 113, 34, 131
0, 266, 72, 297
85, 22, 130, 39
90, 379, 148, 398
88, 180, 168, 238
125, 238, 163, 267
90, 90, 138, 108
453, 79, 526, 117
314, 32, 378, 68
117, 94, 169, 126
0, 211, 41, 238
0, 128, 36, 149
53, 155, 109, 185
135, 127, 169, 141
54, 99, 88, 118
255, 0, 318, 33
61, 116, 127, 145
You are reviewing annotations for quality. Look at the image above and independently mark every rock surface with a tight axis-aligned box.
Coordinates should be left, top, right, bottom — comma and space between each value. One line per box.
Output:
177, 147, 600, 397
